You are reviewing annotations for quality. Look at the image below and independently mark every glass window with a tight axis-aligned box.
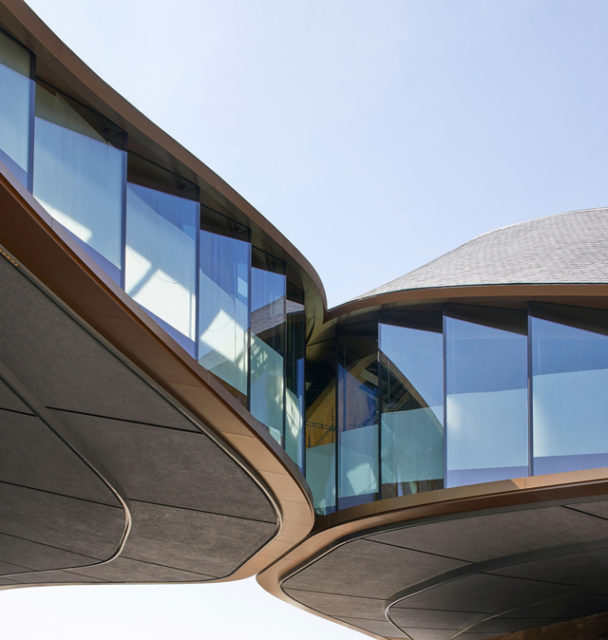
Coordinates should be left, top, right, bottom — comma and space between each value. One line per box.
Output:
0, 30, 33, 186
445, 310, 528, 487
125, 182, 198, 355
305, 340, 336, 514
33, 84, 125, 282
199, 230, 250, 399
285, 298, 305, 469
250, 266, 286, 444
337, 327, 378, 509
379, 320, 443, 498
531, 305, 608, 475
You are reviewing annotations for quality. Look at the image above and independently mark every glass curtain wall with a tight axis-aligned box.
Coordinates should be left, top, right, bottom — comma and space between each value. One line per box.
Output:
445, 309, 528, 486
379, 316, 444, 498
33, 83, 126, 283
0, 29, 33, 187
337, 325, 379, 509
285, 297, 306, 469
306, 339, 337, 514
250, 265, 286, 444
125, 181, 198, 356
531, 304, 608, 474
199, 231, 250, 401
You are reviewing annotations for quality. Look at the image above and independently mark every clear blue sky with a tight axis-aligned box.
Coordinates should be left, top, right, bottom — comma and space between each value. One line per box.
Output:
6, 1, 608, 638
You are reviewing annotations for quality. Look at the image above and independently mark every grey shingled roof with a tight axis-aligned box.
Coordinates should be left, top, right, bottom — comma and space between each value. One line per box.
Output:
360, 208, 608, 299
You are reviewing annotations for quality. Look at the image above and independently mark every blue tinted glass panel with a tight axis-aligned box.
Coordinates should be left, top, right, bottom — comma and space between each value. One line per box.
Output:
125, 183, 198, 355
337, 332, 378, 509
379, 323, 443, 498
250, 267, 286, 444
34, 85, 125, 281
305, 341, 336, 514
199, 230, 250, 398
531, 313, 608, 474
285, 301, 305, 469
0, 31, 32, 186
445, 315, 528, 486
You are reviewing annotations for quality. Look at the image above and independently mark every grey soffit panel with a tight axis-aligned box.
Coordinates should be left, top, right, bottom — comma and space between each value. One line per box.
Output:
17, 501, 277, 585
390, 608, 485, 630
283, 539, 469, 599
0, 380, 33, 414
119, 501, 277, 579
395, 574, 572, 614
368, 506, 608, 563
335, 616, 407, 638
360, 207, 608, 297
491, 549, 608, 592
0, 410, 119, 505
9, 570, 108, 584
65, 557, 215, 583
285, 499, 608, 639
0, 532, 97, 573
0, 253, 279, 585
55, 412, 276, 522
400, 629, 457, 640
473, 616, 571, 635
284, 589, 388, 620
500, 593, 608, 621
0, 259, 196, 430
0, 483, 124, 564
567, 499, 608, 520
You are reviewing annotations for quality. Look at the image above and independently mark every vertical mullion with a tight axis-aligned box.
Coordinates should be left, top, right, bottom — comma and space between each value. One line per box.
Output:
194, 201, 201, 361
27, 53, 36, 192
442, 307, 448, 489
377, 320, 382, 501
527, 306, 534, 476
119, 143, 127, 290
282, 283, 286, 448
246, 239, 252, 410
334, 334, 340, 512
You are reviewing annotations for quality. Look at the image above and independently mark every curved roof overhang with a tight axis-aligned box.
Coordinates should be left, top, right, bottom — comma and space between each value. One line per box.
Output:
0, 160, 314, 585
259, 468, 608, 640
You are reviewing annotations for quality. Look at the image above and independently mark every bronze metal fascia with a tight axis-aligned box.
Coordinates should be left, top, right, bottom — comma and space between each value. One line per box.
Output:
326, 284, 608, 322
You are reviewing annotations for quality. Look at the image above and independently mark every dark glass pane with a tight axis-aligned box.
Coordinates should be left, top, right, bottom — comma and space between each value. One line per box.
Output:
531, 308, 608, 474
0, 30, 32, 186
250, 266, 286, 444
337, 328, 378, 509
379, 322, 443, 498
125, 183, 198, 355
305, 340, 336, 514
33, 84, 125, 281
199, 230, 250, 400
285, 300, 305, 469
445, 313, 528, 486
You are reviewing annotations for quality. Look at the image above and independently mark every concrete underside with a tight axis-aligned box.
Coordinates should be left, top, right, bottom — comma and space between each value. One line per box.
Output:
0, 256, 278, 586
283, 497, 608, 639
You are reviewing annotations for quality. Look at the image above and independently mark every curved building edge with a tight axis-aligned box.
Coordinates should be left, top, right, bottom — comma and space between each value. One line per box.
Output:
259, 468, 608, 640
0, 165, 315, 585
0, 0, 317, 588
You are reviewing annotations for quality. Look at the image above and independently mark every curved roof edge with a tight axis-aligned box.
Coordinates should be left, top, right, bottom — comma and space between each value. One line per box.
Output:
0, 0, 327, 312
258, 468, 608, 640
357, 207, 608, 301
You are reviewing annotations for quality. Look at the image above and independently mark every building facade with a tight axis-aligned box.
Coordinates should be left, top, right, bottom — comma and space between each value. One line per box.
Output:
1, 2, 608, 639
